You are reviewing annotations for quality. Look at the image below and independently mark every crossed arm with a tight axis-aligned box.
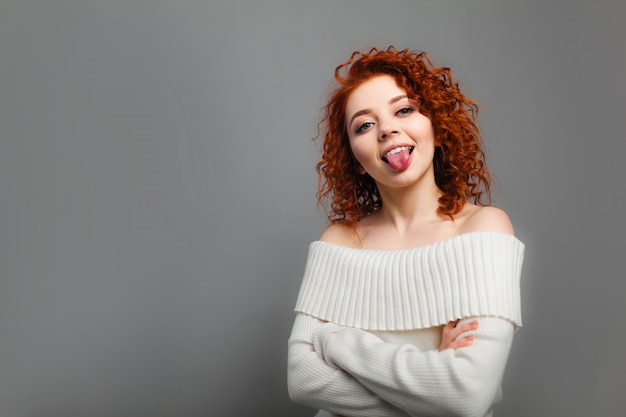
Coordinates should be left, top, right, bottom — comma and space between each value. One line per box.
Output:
288, 313, 514, 417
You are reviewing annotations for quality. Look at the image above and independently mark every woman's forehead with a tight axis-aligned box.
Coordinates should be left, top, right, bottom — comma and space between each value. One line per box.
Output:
345, 75, 409, 116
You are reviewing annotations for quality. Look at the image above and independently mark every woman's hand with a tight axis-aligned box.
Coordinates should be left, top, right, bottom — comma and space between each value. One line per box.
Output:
438, 320, 479, 352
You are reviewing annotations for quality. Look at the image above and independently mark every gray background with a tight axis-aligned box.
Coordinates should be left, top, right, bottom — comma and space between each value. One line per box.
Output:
1, 1, 624, 416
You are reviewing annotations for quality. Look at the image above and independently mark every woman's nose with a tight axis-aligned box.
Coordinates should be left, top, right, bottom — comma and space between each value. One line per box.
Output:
379, 125, 399, 141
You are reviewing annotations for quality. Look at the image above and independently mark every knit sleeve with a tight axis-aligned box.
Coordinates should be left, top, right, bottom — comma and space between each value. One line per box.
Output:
288, 313, 410, 417
314, 315, 513, 417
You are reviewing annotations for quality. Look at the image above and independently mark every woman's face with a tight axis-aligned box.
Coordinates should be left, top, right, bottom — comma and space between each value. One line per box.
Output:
345, 74, 437, 190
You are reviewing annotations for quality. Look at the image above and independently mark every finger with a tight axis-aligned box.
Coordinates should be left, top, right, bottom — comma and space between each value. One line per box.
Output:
441, 321, 457, 334
456, 336, 475, 348
459, 320, 479, 333
452, 320, 478, 336
447, 320, 479, 339
444, 335, 475, 351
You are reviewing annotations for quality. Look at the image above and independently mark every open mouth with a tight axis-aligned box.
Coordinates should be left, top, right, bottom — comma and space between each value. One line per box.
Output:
382, 146, 414, 163
381, 145, 414, 171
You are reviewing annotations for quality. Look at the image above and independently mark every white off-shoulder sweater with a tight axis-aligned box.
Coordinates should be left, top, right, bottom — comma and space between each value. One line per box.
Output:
288, 231, 525, 417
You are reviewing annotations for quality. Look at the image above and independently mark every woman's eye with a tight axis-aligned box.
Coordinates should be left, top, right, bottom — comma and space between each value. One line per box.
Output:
397, 107, 414, 116
355, 121, 374, 133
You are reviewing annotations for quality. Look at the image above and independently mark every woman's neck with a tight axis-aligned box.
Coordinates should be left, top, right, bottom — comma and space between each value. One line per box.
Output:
375, 179, 444, 234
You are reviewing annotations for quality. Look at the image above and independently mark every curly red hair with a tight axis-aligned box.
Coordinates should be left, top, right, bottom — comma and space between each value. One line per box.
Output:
316, 46, 492, 227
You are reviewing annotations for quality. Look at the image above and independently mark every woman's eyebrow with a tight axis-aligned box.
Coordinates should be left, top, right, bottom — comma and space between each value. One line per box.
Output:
348, 109, 372, 126
348, 95, 409, 126
388, 94, 408, 104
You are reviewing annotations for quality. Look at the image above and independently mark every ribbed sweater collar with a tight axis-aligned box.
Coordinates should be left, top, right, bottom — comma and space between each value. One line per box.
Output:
294, 231, 525, 331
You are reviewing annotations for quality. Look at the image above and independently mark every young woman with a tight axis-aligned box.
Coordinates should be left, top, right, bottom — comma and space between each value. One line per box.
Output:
288, 47, 524, 417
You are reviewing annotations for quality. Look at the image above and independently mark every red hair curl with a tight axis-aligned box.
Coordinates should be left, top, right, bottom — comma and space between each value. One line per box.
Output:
315, 46, 492, 227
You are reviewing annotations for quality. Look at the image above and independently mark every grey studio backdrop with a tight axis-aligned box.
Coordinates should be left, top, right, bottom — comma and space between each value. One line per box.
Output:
1, 1, 625, 416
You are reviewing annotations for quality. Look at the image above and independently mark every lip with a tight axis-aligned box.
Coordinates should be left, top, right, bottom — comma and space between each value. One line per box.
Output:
380, 143, 415, 160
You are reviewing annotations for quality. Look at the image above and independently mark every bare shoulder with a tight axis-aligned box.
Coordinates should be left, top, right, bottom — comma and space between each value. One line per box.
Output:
319, 223, 361, 248
459, 205, 515, 235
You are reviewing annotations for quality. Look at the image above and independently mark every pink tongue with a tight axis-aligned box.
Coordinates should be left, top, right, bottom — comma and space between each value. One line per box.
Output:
386, 148, 411, 171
